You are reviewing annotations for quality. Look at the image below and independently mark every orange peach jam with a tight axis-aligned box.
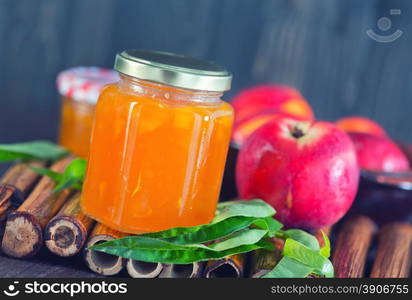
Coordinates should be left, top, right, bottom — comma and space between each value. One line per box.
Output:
59, 98, 94, 158
81, 74, 233, 233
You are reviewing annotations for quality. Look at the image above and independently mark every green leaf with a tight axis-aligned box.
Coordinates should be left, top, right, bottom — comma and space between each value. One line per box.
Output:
262, 256, 314, 278
313, 259, 334, 278
157, 216, 281, 246
283, 229, 320, 251
283, 238, 325, 269
89, 231, 271, 264
142, 200, 277, 244
54, 178, 80, 193
160, 216, 261, 245
282, 238, 334, 278
30, 158, 87, 193
208, 229, 267, 251
0, 141, 69, 162
319, 230, 331, 258
54, 158, 86, 192
141, 224, 203, 240
253, 217, 283, 237
61, 158, 86, 182
214, 199, 276, 223
29, 166, 63, 182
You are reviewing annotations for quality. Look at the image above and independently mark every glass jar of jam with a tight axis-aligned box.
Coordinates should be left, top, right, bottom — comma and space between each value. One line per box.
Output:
81, 50, 233, 233
56, 67, 119, 157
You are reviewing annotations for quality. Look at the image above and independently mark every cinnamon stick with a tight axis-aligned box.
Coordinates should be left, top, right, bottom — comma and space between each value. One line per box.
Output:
84, 223, 127, 276
44, 192, 95, 257
0, 161, 46, 199
0, 162, 45, 226
0, 186, 15, 221
370, 222, 412, 278
0, 186, 15, 238
126, 260, 164, 278
1, 156, 74, 258
332, 216, 376, 278
250, 238, 283, 278
203, 254, 245, 278
159, 263, 204, 278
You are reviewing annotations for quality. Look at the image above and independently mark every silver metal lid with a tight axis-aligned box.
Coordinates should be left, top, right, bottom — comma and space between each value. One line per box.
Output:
114, 49, 232, 92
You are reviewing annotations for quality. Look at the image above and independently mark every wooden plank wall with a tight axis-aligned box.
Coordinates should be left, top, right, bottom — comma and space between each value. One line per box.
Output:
0, 0, 411, 148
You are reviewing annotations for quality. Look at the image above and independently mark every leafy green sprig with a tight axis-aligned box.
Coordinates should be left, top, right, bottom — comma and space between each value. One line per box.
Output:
30, 158, 86, 192
90, 200, 334, 278
0, 140, 85, 192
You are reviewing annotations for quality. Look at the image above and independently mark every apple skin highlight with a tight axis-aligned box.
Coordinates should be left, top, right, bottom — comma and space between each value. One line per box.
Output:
236, 117, 360, 230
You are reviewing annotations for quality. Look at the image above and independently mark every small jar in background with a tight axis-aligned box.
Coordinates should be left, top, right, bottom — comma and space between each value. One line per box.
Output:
56, 67, 119, 157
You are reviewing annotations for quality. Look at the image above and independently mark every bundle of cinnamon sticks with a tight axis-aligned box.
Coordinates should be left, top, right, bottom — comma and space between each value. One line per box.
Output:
0, 157, 95, 258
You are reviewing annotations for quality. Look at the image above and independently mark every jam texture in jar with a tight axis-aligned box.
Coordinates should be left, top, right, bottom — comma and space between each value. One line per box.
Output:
81, 50, 233, 233
57, 67, 119, 158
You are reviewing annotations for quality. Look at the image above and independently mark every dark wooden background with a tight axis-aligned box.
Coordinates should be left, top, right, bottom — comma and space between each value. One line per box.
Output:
1, 0, 412, 144
0, 0, 411, 277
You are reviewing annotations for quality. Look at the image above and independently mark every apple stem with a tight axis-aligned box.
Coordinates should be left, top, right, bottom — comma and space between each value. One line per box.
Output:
291, 126, 304, 139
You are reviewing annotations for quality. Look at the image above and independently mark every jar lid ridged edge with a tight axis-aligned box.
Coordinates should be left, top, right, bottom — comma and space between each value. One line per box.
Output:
114, 50, 232, 92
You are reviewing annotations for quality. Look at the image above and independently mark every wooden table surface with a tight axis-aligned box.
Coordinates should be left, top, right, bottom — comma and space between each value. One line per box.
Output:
0, 249, 103, 278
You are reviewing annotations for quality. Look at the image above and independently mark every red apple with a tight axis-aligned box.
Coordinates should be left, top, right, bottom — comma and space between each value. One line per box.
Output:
348, 132, 409, 172
236, 117, 359, 230
231, 85, 314, 125
336, 116, 387, 137
232, 111, 295, 147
